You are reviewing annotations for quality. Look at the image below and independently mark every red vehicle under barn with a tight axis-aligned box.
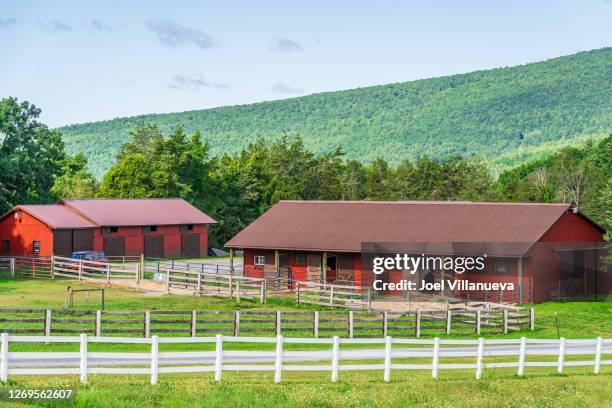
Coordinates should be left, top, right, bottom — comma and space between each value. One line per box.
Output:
225, 200, 609, 303
0, 198, 216, 258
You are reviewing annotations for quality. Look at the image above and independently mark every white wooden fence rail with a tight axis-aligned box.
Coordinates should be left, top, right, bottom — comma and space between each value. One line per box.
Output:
0, 334, 609, 385
52, 256, 140, 288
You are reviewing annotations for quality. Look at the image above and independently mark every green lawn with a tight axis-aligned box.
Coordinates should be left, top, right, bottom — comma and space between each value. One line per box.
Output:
0, 278, 611, 407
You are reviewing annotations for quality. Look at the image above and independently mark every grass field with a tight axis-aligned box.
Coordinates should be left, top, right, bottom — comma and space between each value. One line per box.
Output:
0, 278, 611, 407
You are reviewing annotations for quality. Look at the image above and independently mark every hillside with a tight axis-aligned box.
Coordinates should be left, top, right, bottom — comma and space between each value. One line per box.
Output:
59, 48, 612, 178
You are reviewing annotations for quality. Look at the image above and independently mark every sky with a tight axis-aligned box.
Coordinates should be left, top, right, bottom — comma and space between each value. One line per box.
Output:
1, 0, 611, 128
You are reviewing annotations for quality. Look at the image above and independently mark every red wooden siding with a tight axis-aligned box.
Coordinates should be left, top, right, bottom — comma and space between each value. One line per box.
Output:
0, 210, 54, 256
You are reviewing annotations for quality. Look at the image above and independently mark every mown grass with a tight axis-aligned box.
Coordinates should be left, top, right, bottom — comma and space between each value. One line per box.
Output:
0, 279, 611, 407
1, 368, 610, 408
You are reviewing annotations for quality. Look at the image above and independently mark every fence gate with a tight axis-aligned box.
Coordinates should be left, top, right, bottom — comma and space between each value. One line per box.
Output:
145, 236, 164, 258
180, 234, 200, 258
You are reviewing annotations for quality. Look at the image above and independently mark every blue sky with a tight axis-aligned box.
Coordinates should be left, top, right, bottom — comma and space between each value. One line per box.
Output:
1, 0, 611, 127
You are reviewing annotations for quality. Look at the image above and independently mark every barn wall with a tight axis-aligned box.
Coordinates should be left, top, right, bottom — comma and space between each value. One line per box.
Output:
92, 224, 210, 258
536, 212, 608, 301
0, 210, 54, 256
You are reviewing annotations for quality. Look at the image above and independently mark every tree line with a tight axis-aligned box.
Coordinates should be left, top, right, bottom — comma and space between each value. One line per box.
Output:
1, 97, 609, 248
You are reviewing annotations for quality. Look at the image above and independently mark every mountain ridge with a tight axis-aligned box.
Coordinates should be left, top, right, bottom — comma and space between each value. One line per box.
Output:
59, 47, 612, 178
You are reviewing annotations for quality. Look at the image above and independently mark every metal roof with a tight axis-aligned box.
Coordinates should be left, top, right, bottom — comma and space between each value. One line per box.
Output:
15, 205, 96, 229
60, 199, 216, 226
225, 200, 575, 254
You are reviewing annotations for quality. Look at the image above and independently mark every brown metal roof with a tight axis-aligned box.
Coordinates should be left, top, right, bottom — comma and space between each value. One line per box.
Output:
60, 199, 216, 226
15, 205, 96, 229
225, 200, 574, 254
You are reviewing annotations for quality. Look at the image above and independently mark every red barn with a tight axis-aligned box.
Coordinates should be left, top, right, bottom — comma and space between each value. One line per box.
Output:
225, 200, 609, 303
0, 199, 216, 258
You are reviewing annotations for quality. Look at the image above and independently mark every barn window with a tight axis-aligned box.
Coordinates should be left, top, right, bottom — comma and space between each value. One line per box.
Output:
254, 255, 265, 267
143, 226, 158, 233
294, 253, 306, 265
32, 241, 41, 254
2, 240, 9, 253
494, 260, 508, 274
180, 224, 194, 231
110, 226, 119, 233
103, 227, 119, 234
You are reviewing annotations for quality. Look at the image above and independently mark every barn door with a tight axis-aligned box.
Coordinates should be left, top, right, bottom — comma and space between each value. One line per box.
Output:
104, 236, 125, 257
53, 230, 73, 256
181, 234, 200, 258
72, 229, 94, 252
307, 254, 322, 283
144, 236, 164, 258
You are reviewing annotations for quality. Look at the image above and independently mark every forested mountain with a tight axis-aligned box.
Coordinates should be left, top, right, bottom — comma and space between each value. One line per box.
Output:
60, 48, 611, 178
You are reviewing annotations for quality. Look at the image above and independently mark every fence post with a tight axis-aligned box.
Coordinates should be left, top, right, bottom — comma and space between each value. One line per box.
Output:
313, 311, 319, 338
476, 310, 481, 335
415, 310, 421, 338
234, 311, 240, 336
9, 258, 15, 279
594, 337, 603, 374
348, 311, 354, 338
557, 337, 565, 374
503, 310, 508, 334
475, 337, 484, 380
329, 284, 335, 306
431, 337, 440, 380
135, 263, 140, 290
95, 310, 102, 337
260, 279, 265, 304
51, 256, 55, 279
296, 281, 300, 304
144, 310, 151, 338
384, 335, 392, 382
150, 336, 159, 385
106, 263, 111, 285
191, 311, 197, 337
45, 309, 52, 336
331, 336, 340, 382
367, 287, 372, 311
276, 311, 282, 335
274, 335, 283, 384
0, 333, 8, 382
517, 336, 526, 376
80, 333, 88, 384
529, 307, 535, 331
166, 268, 170, 293
197, 271, 202, 295
215, 334, 223, 382
229, 276, 233, 297
446, 310, 452, 335
383, 311, 388, 338
235, 281, 240, 304
78, 259, 83, 283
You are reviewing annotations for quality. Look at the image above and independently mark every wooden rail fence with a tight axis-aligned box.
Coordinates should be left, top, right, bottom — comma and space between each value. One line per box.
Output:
0, 334, 609, 384
52, 256, 140, 288
0, 307, 533, 338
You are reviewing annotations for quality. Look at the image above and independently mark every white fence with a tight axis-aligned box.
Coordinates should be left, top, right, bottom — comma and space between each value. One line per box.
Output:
0, 334, 609, 385
52, 256, 140, 288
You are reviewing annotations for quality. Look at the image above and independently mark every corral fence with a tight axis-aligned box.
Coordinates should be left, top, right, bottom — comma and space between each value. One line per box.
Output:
0, 307, 533, 338
0, 334, 609, 385
52, 256, 140, 288
0, 256, 52, 279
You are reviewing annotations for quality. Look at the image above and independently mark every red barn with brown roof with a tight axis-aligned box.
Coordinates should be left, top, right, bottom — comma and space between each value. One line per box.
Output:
0, 199, 216, 258
226, 200, 609, 303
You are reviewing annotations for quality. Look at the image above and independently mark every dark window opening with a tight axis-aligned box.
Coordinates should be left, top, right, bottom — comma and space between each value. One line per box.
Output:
143, 226, 158, 233
180, 224, 194, 231
103, 227, 119, 234
294, 253, 306, 265
2, 240, 9, 253
33, 241, 41, 254
494, 260, 508, 274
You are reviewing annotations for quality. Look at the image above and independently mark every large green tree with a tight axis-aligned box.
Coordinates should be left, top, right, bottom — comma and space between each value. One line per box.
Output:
0, 97, 65, 212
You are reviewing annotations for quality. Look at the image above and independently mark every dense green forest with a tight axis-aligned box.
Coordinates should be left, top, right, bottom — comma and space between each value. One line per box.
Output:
2, 97, 611, 248
60, 48, 612, 178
